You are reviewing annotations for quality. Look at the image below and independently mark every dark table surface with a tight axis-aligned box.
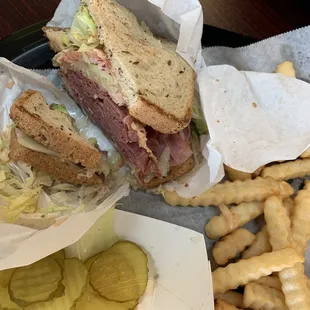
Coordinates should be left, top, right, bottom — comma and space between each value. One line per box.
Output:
0, 0, 309, 41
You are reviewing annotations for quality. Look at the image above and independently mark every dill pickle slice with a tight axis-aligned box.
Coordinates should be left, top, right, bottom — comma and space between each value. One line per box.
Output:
51, 250, 65, 269
0, 269, 15, 288
9, 257, 62, 306
56, 259, 65, 269
75, 285, 138, 310
0, 286, 21, 309
51, 250, 65, 260
108, 242, 148, 299
25, 258, 88, 310
90, 241, 148, 302
53, 284, 65, 298
84, 253, 100, 271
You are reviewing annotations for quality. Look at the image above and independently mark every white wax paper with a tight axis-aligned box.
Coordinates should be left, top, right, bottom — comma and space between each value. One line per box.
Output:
47, 0, 223, 198
199, 26, 310, 173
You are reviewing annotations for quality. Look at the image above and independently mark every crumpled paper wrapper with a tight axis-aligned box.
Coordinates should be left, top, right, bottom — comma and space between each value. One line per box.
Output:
199, 26, 310, 173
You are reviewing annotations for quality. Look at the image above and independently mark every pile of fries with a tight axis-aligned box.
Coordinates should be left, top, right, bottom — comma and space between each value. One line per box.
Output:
162, 62, 310, 310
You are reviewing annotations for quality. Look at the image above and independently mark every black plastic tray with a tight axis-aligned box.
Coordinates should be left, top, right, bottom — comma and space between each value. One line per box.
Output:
0, 20, 256, 69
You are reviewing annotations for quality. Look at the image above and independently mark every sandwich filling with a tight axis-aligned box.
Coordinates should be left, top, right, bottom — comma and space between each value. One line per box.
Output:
56, 49, 193, 183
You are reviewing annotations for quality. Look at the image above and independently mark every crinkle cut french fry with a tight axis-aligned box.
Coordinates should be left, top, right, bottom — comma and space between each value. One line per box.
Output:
254, 275, 282, 291
163, 177, 292, 207
212, 247, 304, 294
279, 263, 310, 310
283, 197, 294, 217
279, 187, 310, 309
292, 189, 310, 255
264, 196, 293, 251
252, 165, 265, 178
213, 229, 255, 265
206, 202, 264, 239
279, 181, 294, 198
218, 204, 235, 230
300, 147, 310, 159
244, 282, 288, 310
215, 299, 240, 310
241, 226, 272, 259
265, 192, 310, 309
276, 61, 296, 78
261, 159, 310, 181
303, 179, 310, 190
224, 165, 251, 181
214, 291, 244, 308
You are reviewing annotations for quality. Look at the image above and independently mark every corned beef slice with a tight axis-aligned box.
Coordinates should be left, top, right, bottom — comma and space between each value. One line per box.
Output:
61, 69, 192, 179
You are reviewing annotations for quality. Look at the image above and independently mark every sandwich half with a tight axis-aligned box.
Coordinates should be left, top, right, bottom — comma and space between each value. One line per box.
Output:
9, 89, 105, 185
43, 0, 199, 187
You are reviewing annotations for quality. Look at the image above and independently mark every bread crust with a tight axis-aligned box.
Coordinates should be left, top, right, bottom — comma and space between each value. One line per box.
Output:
130, 96, 192, 134
10, 90, 101, 169
140, 155, 195, 188
84, 0, 195, 134
9, 129, 103, 186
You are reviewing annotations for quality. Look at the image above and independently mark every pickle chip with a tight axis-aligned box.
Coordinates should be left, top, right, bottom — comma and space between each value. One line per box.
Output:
75, 285, 138, 310
0, 269, 15, 288
85, 253, 100, 271
53, 284, 65, 298
25, 258, 88, 310
51, 250, 65, 260
90, 241, 148, 302
0, 286, 21, 309
9, 257, 62, 307
51, 250, 65, 269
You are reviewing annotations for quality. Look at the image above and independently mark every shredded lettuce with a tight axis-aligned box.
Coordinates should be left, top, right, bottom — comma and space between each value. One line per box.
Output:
50, 103, 69, 115
0, 129, 112, 229
4, 187, 41, 223
88, 137, 98, 146
107, 151, 123, 172
38, 205, 73, 214
69, 5, 99, 49
0, 170, 5, 182
53, 5, 99, 52
192, 95, 208, 136
33, 172, 54, 187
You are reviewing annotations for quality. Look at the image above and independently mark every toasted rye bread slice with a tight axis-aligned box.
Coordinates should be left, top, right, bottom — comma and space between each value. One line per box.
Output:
81, 0, 195, 134
42, 27, 71, 53
10, 90, 101, 169
141, 155, 195, 188
9, 129, 103, 186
